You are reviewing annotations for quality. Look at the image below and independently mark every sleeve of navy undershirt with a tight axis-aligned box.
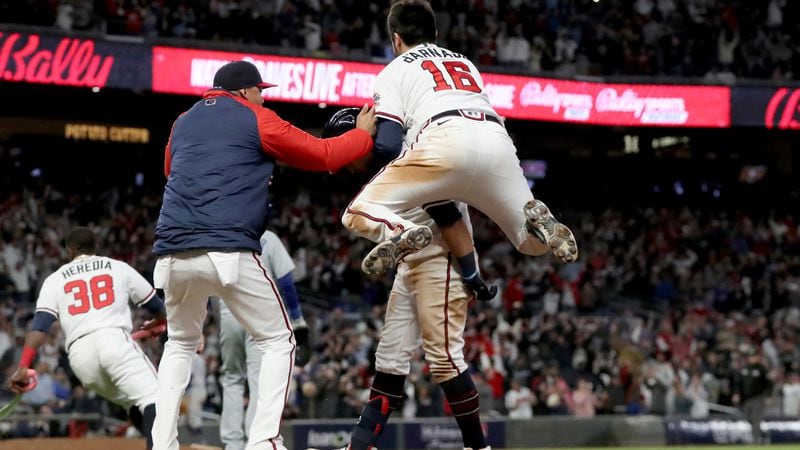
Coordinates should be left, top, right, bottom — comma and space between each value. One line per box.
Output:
373, 119, 405, 167
30, 311, 57, 333
141, 294, 166, 316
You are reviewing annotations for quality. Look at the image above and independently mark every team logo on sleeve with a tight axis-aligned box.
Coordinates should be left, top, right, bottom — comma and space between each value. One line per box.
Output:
373, 92, 381, 106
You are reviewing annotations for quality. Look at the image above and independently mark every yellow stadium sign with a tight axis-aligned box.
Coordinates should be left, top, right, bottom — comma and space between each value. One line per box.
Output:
64, 123, 150, 144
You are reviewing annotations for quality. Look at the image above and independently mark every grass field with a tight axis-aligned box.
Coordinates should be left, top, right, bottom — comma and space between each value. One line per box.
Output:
518, 447, 797, 450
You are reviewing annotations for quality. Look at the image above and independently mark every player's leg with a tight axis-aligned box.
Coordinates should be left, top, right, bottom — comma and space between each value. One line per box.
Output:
343, 128, 478, 275
413, 255, 489, 450
329, 266, 420, 450
219, 251, 293, 450
152, 253, 214, 450
461, 121, 576, 261
218, 300, 249, 450
96, 328, 159, 449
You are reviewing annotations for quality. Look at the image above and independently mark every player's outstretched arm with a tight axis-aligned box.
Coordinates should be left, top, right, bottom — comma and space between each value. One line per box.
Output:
256, 104, 376, 173
8, 318, 50, 393
132, 294, 167, 340
426, 203, 498, 302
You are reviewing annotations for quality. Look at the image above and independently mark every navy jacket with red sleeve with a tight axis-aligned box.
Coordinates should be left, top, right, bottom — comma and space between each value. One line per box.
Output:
153, 90, 372, 256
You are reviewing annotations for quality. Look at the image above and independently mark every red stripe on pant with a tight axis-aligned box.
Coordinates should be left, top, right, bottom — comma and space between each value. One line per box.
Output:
252, 251, 295, 446
443, 257, 460, 373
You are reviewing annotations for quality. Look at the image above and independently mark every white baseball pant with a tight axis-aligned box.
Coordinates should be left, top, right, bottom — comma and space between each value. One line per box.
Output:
152, 250, 294, 450
376, 254, 470, 384
342, 117, 548, 256
68, 327, 158, 411
219, 303, 262, 450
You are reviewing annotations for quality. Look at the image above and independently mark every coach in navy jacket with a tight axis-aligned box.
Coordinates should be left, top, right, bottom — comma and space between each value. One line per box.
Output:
154, 60, 375, 256
150, 60, 375, 450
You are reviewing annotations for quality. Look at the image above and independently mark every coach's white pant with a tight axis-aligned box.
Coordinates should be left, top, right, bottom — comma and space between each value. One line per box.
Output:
342, 117, 547, 256
152, 251, 294, 450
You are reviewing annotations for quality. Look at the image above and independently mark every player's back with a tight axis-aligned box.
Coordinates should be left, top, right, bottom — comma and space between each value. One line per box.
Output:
37, 255, 155, 350
374, 43, 496, 141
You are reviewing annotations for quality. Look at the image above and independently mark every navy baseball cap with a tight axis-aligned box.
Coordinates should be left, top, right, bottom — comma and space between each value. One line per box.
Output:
212, 60, 277, 90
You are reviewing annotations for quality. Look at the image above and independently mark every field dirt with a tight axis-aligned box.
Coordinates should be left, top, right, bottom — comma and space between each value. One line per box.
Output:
0, 437, 221, 450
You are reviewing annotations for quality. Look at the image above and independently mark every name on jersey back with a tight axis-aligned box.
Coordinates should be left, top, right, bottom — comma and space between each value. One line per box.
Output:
61, 259, 112, 279
401, 47, 466, 64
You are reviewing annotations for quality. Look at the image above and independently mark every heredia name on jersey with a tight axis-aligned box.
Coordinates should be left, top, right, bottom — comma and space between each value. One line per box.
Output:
401, 47, 466, 63
61, 259, 112, 279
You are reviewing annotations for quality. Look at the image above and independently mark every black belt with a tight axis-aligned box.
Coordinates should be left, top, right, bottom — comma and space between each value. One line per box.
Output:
428, 109, 503, 126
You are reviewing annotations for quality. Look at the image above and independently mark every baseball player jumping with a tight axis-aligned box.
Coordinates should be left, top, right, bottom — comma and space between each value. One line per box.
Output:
341, 0, 578, 291
319, 109, 493, 450
8, 227, 165, 449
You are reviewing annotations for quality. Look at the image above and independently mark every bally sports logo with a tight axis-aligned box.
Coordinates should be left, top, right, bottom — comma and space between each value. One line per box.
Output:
0, 32, 114, 87
518, 81, 690, 124
764, 88, 800, 130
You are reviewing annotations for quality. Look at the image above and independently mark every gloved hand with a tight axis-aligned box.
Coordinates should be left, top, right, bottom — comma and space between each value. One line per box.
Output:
464, 275, 498, 302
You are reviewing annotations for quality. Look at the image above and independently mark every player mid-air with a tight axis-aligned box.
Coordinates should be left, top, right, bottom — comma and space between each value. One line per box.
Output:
8, 227, 165, 449
341, 0, 578, 295
319, 107, 494, 450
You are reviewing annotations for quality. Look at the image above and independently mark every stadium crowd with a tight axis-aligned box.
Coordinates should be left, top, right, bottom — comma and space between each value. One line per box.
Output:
2, 0, 799, 80
1, 138, 800, 438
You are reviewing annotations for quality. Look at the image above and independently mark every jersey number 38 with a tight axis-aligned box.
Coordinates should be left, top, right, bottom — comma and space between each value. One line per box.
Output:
64, 274, 116, 315
421, 60, 481, 93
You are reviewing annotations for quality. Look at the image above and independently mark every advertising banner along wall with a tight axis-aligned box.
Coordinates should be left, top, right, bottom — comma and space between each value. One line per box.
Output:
665, 419, 800, 444
152, 46, 730, 128
732, 86, 800, 129
0, 30, 151, 90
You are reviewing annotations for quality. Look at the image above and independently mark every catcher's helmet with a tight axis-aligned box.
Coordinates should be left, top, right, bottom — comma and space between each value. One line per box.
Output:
321, 107, 360, 138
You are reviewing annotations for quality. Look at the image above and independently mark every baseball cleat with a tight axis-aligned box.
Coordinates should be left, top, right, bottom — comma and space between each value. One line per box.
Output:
362, 225, 433, 277
524, 199, 578, 263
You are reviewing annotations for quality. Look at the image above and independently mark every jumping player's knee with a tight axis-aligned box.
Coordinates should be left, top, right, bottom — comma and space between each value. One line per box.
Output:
341, 209, 358, 233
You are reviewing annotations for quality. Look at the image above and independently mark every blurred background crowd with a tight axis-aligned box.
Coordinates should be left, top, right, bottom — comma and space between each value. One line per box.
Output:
1, 138, 799, 438
0, 0, 799, 442
1, 0, 799, 80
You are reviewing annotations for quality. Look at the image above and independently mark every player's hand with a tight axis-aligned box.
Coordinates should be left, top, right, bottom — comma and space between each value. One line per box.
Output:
9, 368, 38, 394
132, 318, 167, 340
356, 103, 377, 136
464, 275, 498, 302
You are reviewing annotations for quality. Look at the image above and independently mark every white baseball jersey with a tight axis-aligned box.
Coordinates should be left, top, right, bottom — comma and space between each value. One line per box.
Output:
35, 255, 156, 349
373, 43, 497, 145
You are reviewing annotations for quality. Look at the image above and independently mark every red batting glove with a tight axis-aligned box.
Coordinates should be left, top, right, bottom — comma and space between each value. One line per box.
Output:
131, 319, 167, 340
9, 368, 38, 394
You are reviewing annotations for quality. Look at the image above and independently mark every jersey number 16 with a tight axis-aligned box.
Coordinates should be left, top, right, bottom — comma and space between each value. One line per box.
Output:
64, 274, 116, 315
421, 60, 481, 93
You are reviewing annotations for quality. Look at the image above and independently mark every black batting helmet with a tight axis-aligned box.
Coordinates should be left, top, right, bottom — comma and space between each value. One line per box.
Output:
321, 107, 360, 138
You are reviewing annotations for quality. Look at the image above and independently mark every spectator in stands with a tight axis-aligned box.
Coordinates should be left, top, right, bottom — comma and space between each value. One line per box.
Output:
572, 378, 598, 418
782, 372, 800, 417
505, 378, 535, 419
